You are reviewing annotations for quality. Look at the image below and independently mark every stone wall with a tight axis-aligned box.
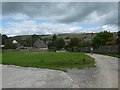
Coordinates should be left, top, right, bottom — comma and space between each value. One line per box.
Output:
3, 48, 48, 52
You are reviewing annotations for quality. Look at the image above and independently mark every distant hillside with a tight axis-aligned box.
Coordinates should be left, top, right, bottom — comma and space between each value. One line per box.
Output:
9, 33, 97, 40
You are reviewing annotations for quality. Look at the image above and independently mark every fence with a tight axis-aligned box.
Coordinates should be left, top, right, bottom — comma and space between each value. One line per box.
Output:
3, 45, 119, 53
79, 45, 118, 53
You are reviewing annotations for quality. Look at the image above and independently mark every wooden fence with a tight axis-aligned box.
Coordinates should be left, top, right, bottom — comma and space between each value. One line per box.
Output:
79, 45, 118, 53
3, 45, 119, 53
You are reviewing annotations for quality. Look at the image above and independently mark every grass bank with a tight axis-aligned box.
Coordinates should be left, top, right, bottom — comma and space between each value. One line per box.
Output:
94, 52, 120, 58
2, 52, 95, 71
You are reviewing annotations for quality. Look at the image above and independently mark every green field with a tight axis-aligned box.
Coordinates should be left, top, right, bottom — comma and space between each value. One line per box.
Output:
2, 52, 95, 71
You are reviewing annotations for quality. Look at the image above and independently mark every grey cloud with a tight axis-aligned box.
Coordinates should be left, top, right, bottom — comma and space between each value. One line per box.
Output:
103, 12, 118, 25
2, 2, 68, 17
59, 3, 118, 24
2, 2, 118, 25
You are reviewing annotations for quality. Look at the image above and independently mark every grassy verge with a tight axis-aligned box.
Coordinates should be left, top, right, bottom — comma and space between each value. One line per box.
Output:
94, 52, 120, 58
2, 52, 95, 71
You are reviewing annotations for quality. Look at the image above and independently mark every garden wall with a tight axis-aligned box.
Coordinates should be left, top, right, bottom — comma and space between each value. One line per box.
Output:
3, 48, 48, 52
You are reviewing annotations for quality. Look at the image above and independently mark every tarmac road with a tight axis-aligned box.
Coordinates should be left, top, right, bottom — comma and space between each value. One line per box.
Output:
2, 53, 118, 88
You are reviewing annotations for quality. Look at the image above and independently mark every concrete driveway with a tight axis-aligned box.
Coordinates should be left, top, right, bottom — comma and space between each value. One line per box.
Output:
2, 53, 119, 88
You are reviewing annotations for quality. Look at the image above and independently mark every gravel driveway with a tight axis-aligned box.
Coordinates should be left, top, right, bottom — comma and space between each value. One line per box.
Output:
2, 53, 118, 88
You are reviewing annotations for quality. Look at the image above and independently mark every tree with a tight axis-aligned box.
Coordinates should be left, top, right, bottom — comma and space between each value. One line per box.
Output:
16, 37, 31, 47
54, 38, 65, 50
32, 34, 39, 44
105, 36, 116, 45
92, 31, 113, 47
52, 34, 57, 43
117, 31, 120, 44
26, 37, 32, 47
68, 37, 79, 48
2, 35, 8, 45
48, 41, 57, 52
65, 36, 70, 39
118, 31, 120, 39
4, 39, 17, 49
47, 34, 57, 51
79, 41, 92, 47
49, 34, 57, 48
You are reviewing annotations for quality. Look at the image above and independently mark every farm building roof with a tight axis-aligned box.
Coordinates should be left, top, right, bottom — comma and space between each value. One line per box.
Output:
33, 39, 48, 48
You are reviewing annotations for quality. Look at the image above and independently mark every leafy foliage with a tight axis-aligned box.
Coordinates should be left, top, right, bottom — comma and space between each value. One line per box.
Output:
68, 37, 80, 48
117, 31, 120, 44
52, 34, 57, 43
4, 39, 17, 49
92, 31, 114, 47
54, 38, 65, 50
2, 35, 8, 45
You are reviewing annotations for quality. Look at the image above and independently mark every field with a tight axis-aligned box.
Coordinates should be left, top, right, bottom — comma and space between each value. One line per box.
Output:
2, 52, 95, 71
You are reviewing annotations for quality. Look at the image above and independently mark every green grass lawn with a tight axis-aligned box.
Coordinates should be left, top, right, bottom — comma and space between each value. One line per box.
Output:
2, 52, 95, 71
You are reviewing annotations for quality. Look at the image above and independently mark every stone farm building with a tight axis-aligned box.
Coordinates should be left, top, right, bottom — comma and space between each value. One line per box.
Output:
33, 39, 48, 51
13, 39, 48, 51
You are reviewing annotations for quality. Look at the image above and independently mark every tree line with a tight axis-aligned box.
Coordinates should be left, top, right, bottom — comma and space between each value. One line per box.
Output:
1, 31, 120, 50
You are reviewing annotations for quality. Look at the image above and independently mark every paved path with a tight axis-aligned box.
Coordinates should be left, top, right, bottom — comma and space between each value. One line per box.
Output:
2, 65, 76, 88
67, 53, 118, 88
2, 53, 118, 88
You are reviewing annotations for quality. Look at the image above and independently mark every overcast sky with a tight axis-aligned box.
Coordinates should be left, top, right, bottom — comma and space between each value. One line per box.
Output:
2, 2, 118, 36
